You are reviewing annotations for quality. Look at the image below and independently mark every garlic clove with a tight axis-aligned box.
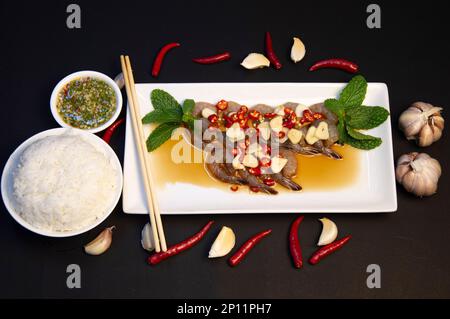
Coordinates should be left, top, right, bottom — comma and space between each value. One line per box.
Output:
317, 218, 338, 246
114, 73, 125, 90
270, 116, 284, 133
258, 122, 271, 140
418, 124, 434, 147
295, 104, 309, 118
271, 156, 288, 174
232, 156, 245, 170
208, 226, 236, 258
241, 53, 270, 69
201, 108, 216, 119
226, 123, 245, 142
290, 37, 306, 63
84, 226, 115, 256
141, 223, 155, 252
305, 126, 319, 145
314, 122, 330, 140
243, 154, 259, 168
288, 128, 302, 144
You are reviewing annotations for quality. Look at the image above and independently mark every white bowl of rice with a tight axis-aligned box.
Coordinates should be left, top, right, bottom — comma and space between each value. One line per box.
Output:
1, 128, 123, 237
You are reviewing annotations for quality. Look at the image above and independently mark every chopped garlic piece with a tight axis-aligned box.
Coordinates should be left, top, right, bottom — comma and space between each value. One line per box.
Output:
232, 156, 245, 170
243, 154, 259, 168
271, 156, 288, 174
270, 116, 283, 133
305, 126, 319, 145
226, 123, 245, 142
201, 108, 216, 119
315, 122, 329, 140
258, 122, 271, 140
288, 128, 302, 144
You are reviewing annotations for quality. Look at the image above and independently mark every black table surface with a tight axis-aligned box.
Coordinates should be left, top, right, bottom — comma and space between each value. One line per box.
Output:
1, 0, 449, 299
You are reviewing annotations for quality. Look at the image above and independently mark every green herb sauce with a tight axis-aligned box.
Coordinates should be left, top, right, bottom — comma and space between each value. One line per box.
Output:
56, 77, 117, 129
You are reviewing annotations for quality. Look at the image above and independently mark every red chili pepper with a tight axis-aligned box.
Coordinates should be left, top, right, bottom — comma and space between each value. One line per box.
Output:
230, 185, 239, 192
289, 216, 304, 269
264, 113, 277, 119
248, 110, 261, 121
265, 32, 282, 70
302, 110, 315, 122
263, 177, 275, 187
102, 118, 125, 144
151, 42, 181, 77
309, 235, 352, 265
309, 59, 359, 73
248, 167, 261, 176
216, 100, 228, 111
229, 229, 272, 267
208, 114, 218, 124
249, 186, 260, 193
313, 112, 325, 120
148, 221, 214, 265
192, 52, 231, 64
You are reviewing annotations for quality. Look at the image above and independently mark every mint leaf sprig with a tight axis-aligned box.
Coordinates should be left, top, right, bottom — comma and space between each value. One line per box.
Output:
142, 89, 195, 152
324, 75, 389, 150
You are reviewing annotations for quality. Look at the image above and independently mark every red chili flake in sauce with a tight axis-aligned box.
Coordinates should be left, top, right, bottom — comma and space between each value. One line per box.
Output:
250, 186, 260, 193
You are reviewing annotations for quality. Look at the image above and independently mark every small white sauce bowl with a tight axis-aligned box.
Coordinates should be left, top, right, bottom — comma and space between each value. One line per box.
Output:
50, 71, 123, 134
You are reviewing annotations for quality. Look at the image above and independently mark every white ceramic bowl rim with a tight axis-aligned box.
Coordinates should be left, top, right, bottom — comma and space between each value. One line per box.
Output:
1, 128, 123, 237
50, 70, 123, 134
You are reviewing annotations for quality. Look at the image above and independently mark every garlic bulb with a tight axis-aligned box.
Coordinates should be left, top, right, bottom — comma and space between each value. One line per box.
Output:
399, 102, 444, 147
396, 152, 441, 197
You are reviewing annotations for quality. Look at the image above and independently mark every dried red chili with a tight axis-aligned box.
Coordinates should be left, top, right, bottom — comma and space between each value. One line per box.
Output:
102, 118, 125, 144
265, 32, 282, 70
289, 216, 304, 269
148, 221, 214, 265
192, 52, 231, 64
229, 229, 272, 267
309, 59, 359, 73
151, 42, 181, 77
309, 235, 352, 265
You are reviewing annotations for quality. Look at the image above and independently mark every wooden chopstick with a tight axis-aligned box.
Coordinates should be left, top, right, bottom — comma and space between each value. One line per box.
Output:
120, 55, 167, 252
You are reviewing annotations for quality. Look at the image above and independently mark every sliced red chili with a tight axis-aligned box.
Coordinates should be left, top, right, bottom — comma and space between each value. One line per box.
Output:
216, 100, 228, 111
151, 42, 181, 77
263, 177, 275, 187
264, 113, 277, 119
248, 110, 261, 121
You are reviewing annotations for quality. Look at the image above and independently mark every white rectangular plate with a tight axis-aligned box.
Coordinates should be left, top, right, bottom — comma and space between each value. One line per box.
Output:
123, 83, 397, 214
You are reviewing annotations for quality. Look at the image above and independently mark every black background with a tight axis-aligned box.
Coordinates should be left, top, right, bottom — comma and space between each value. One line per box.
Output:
1, 0, 449, 299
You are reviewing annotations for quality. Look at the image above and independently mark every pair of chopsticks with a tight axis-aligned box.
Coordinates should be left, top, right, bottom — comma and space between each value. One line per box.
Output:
120, 55, 167, 252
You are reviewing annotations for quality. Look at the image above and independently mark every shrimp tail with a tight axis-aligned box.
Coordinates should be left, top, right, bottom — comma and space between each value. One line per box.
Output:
322, 147, 343, 160
272, 174, 302, 191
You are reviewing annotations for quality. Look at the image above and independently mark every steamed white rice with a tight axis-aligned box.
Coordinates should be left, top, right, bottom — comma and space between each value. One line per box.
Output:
12, 133, 118, 232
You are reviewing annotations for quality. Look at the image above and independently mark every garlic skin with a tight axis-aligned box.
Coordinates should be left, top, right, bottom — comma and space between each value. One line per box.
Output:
84, 226, 115, 256
141, 223, 155, 252
396, 153, 441, 197
241, 53, 270, 69
399, 102, 444, 147
290, 37, 306, 63
317, 218, 338, 246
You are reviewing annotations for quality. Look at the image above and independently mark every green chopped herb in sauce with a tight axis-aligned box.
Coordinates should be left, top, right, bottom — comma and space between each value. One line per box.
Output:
56, 77, 117, 129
